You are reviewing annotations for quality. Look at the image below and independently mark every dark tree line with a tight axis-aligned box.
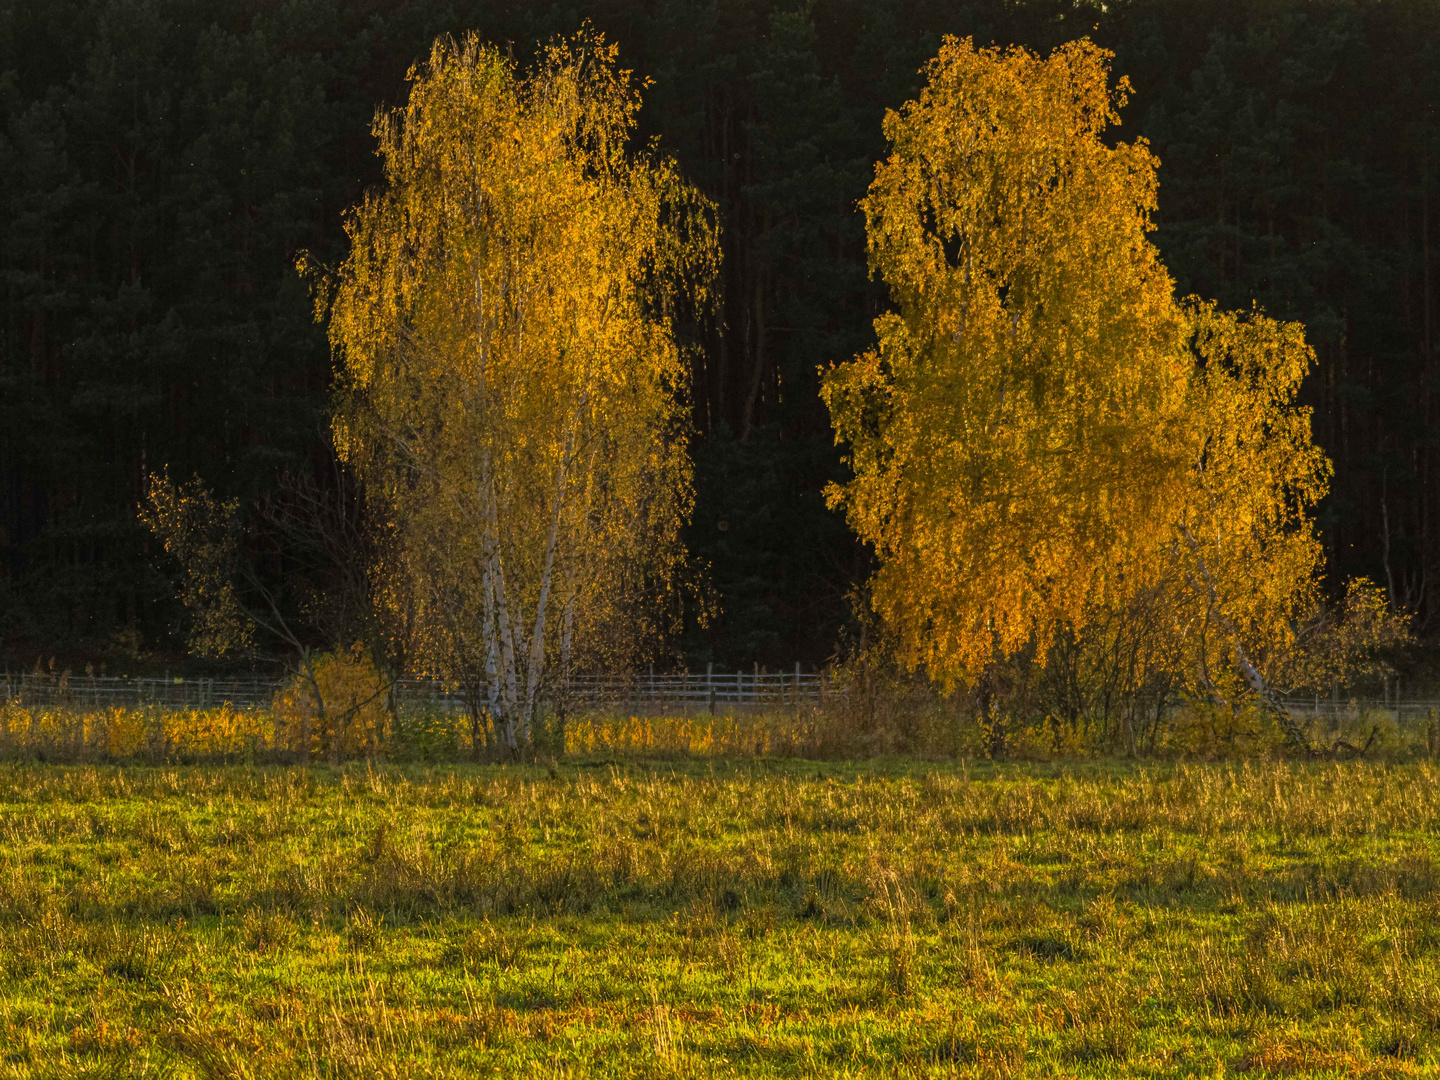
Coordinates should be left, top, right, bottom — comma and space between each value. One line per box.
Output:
3, 0, 1439, 674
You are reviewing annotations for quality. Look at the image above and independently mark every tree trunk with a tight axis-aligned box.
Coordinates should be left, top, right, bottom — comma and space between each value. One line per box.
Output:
300, 648, 323, 767
522, 438, 575, 745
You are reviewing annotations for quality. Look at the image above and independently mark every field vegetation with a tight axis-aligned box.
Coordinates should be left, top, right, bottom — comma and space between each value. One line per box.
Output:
3, 759, 1440, 1077
0, 692, 1430, 766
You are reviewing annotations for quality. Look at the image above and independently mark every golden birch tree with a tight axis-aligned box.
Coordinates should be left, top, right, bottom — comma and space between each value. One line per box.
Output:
322, 31, 716, 754
824, 37, 1337, 741
823, 37, 1192, 687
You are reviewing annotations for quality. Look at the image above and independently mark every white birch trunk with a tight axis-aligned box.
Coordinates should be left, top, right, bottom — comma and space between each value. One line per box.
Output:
522, 440, 574, 735
491, 548, 522, 751
1180, 524, 1310, 752
560, 572, 576, 688
481, 555, 502, 724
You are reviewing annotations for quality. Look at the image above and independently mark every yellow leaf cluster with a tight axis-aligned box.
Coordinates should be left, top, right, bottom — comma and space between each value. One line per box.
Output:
323, 31, 716, 743
272, 644, 390, 758
824, 37, 1331, 697
139, 472, 253, 660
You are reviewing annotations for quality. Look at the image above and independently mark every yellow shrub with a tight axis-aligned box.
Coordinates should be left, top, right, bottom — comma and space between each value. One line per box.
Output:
272, 646, 389, 759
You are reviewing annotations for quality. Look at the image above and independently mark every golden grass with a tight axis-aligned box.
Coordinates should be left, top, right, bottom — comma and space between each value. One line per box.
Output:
4, 760, 1440, 1076
0, 702, 275, 760
0, 694, 1429, 764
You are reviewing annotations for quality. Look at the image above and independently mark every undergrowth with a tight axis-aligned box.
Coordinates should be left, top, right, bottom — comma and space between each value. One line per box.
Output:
0, 696, 1424, 763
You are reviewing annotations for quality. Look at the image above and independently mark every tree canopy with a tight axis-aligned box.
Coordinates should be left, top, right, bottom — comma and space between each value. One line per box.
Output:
824, 37, 1334, 727
825, 38, 1194, 683
325, 32, 715, 751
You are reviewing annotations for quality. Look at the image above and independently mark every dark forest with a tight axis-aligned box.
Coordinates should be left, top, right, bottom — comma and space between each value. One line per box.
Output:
3, 0, 1438, 675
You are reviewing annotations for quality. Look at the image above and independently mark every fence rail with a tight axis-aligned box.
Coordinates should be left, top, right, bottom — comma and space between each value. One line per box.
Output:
0, 669, 834, 713
1277, 699, 1440, 714
0, 675, 278, 709
566, 671, 827, 709
4, 674, 1435, 726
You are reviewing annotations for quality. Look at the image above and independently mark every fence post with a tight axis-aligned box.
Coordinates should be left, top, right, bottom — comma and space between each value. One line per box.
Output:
707, 663, 715, 716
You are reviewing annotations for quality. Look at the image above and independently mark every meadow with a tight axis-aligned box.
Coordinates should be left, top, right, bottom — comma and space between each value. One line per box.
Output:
3, 757, 1440, 1078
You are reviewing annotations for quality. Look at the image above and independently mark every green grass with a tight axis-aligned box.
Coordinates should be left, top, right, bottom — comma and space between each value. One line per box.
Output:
3, 759, 1440, 1077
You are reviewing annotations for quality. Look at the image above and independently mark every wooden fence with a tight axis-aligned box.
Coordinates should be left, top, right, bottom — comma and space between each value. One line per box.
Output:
0, 667, 834, 714
4, 673, 1433, 731
0, 674, 277, 709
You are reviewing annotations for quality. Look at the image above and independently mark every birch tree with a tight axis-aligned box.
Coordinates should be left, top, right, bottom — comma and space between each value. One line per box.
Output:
823, 37, 1192, 687
323, 31, 715, 754
823, 37, 1337, 741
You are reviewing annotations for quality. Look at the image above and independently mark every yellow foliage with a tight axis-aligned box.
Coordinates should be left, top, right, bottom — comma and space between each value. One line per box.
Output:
273, 645, 390, 759
824, 37, 1191, 686
823, 36, 1333, 707
139, 472, 252, 659
1167, 302, 1330, 701
323, 30, 715, 751
1272, 577, 1410, 693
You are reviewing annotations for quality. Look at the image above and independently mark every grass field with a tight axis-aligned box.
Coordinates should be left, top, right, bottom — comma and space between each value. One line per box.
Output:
3, 760, 1439, 1078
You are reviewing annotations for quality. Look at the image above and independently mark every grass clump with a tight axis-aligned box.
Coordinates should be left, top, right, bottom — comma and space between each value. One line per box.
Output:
1, 759, 1440, 1076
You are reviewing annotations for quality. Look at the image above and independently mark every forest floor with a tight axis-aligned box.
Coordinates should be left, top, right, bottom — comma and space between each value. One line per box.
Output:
1, 758, 1438, 1078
